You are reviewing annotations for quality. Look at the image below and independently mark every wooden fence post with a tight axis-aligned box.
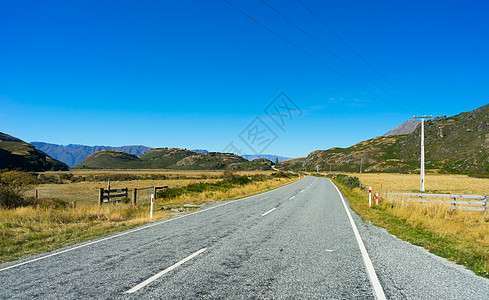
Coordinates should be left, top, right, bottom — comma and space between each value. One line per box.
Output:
153, 187, 156, 199
98, 188, 103, 205
132, 189, 137, 206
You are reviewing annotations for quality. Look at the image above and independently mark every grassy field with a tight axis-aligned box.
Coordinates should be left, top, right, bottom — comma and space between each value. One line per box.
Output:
27, 170, 275, 203
326, 172, 489, 278
0, 170, 299, 264
352, 172, 489, 195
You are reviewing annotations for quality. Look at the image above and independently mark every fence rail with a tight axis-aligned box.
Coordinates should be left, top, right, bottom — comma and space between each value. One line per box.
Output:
98, 188, 128, 204
388, 192, 487, 212
98, 186, 168, 205
133, 186, 168, 206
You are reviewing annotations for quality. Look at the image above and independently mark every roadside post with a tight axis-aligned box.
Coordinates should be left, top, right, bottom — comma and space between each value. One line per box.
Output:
132, 189, 137, 206
375, 193, 379, 206
150, 194, 154, 219
369, 187, 372, 207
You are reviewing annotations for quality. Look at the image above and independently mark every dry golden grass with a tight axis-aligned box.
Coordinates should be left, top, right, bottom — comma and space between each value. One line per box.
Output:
28, 179, 221, 203
329, 172, 489, 277
352, 173, 489, 248
387, 201, 489, 246
1, 174, 300, 264
349, 172, 489, 195
348, 173, 489, 244
157, 177, 296, 206
30, 170, 277, 203
0, 203, 169, 263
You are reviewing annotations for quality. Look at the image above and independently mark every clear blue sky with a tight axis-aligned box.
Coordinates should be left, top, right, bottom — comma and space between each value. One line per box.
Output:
1, 0, 488, 158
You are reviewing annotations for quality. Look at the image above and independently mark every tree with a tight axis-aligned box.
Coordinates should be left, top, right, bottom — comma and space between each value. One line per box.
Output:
274, 157, 279, 165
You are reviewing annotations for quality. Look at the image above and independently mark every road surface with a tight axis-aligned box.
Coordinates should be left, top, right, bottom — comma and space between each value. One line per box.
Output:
1, 177, 488, 299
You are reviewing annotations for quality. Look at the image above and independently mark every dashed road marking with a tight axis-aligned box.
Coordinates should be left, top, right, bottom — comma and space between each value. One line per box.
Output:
125, 248, 207, 294
261, 207, 277, 216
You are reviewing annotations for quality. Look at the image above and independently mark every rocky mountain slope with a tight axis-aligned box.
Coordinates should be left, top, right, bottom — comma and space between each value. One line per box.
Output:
0, 133, 69, 172
278, 103, 489, 176
383, 119, 420, 136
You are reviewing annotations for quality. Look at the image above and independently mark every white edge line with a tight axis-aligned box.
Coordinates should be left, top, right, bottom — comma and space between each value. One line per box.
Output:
261, 207, 276, 216
328, 179, 387, 300
0, 178, 303, 272
125, 248, 207, 294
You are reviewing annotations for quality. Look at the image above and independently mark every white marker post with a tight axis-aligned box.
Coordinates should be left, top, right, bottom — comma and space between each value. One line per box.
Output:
369, 187, 372, 207
150, 194, 154, 219
375, 193, 379, 206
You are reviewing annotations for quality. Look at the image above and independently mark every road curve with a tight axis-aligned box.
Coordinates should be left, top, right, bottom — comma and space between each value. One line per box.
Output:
1, 177, 488, 299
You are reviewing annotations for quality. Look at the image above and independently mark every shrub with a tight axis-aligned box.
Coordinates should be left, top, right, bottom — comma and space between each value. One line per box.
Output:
0, 171, 39, 209
157, 173, 261, 200
0, 187, 26, 209
222, 169, 238, 180
332, 174, 363, 190
273, 171, 290, 178
1, 170, 38, 193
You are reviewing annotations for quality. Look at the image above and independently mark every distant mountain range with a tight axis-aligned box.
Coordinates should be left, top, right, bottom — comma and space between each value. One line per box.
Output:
31, 142, 153, 167
0, 133, 68, 172
242, 154, 291, 163
30, 142, 290, 168
277, 103, 489, 176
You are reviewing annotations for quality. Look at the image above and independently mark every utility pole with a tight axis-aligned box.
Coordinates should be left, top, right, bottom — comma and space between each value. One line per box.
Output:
414, 115, 432, 192
359, 157, 363, 187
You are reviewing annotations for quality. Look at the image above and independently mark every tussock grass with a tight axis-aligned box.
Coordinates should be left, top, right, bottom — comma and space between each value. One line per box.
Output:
0, 175, 299, 264
157, 177, 294, 206
0, 204, 168, 263
28, 170, 276, 203
346, 172, 489, 195
330, 173, 489, 278
29, 179, 222, 203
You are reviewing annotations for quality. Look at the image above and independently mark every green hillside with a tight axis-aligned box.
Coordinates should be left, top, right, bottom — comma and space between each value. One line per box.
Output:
74, 150, 141, 169
0, 132, 69, 172
139, 148, 202, 168
75, 148, 273, 171
278, 103, 489, 176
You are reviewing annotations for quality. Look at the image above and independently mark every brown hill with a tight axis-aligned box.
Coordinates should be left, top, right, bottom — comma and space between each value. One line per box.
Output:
0, 132, 69, 172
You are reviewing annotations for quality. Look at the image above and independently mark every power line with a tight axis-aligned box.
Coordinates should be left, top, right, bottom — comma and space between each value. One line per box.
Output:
296, 0, 419, 109
261, 0, 416, 111
222, 0, 407, 111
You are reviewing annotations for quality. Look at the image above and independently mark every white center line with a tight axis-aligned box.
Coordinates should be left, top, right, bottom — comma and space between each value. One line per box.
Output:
125, 248, 207, 294
289, 196, 295, 200
261, 207, 276, 216
329, 179, 386, 300
0, 178, 305, 273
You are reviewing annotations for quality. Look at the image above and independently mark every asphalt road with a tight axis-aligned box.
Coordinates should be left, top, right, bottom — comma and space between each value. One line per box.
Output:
1, 177, 488, 299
